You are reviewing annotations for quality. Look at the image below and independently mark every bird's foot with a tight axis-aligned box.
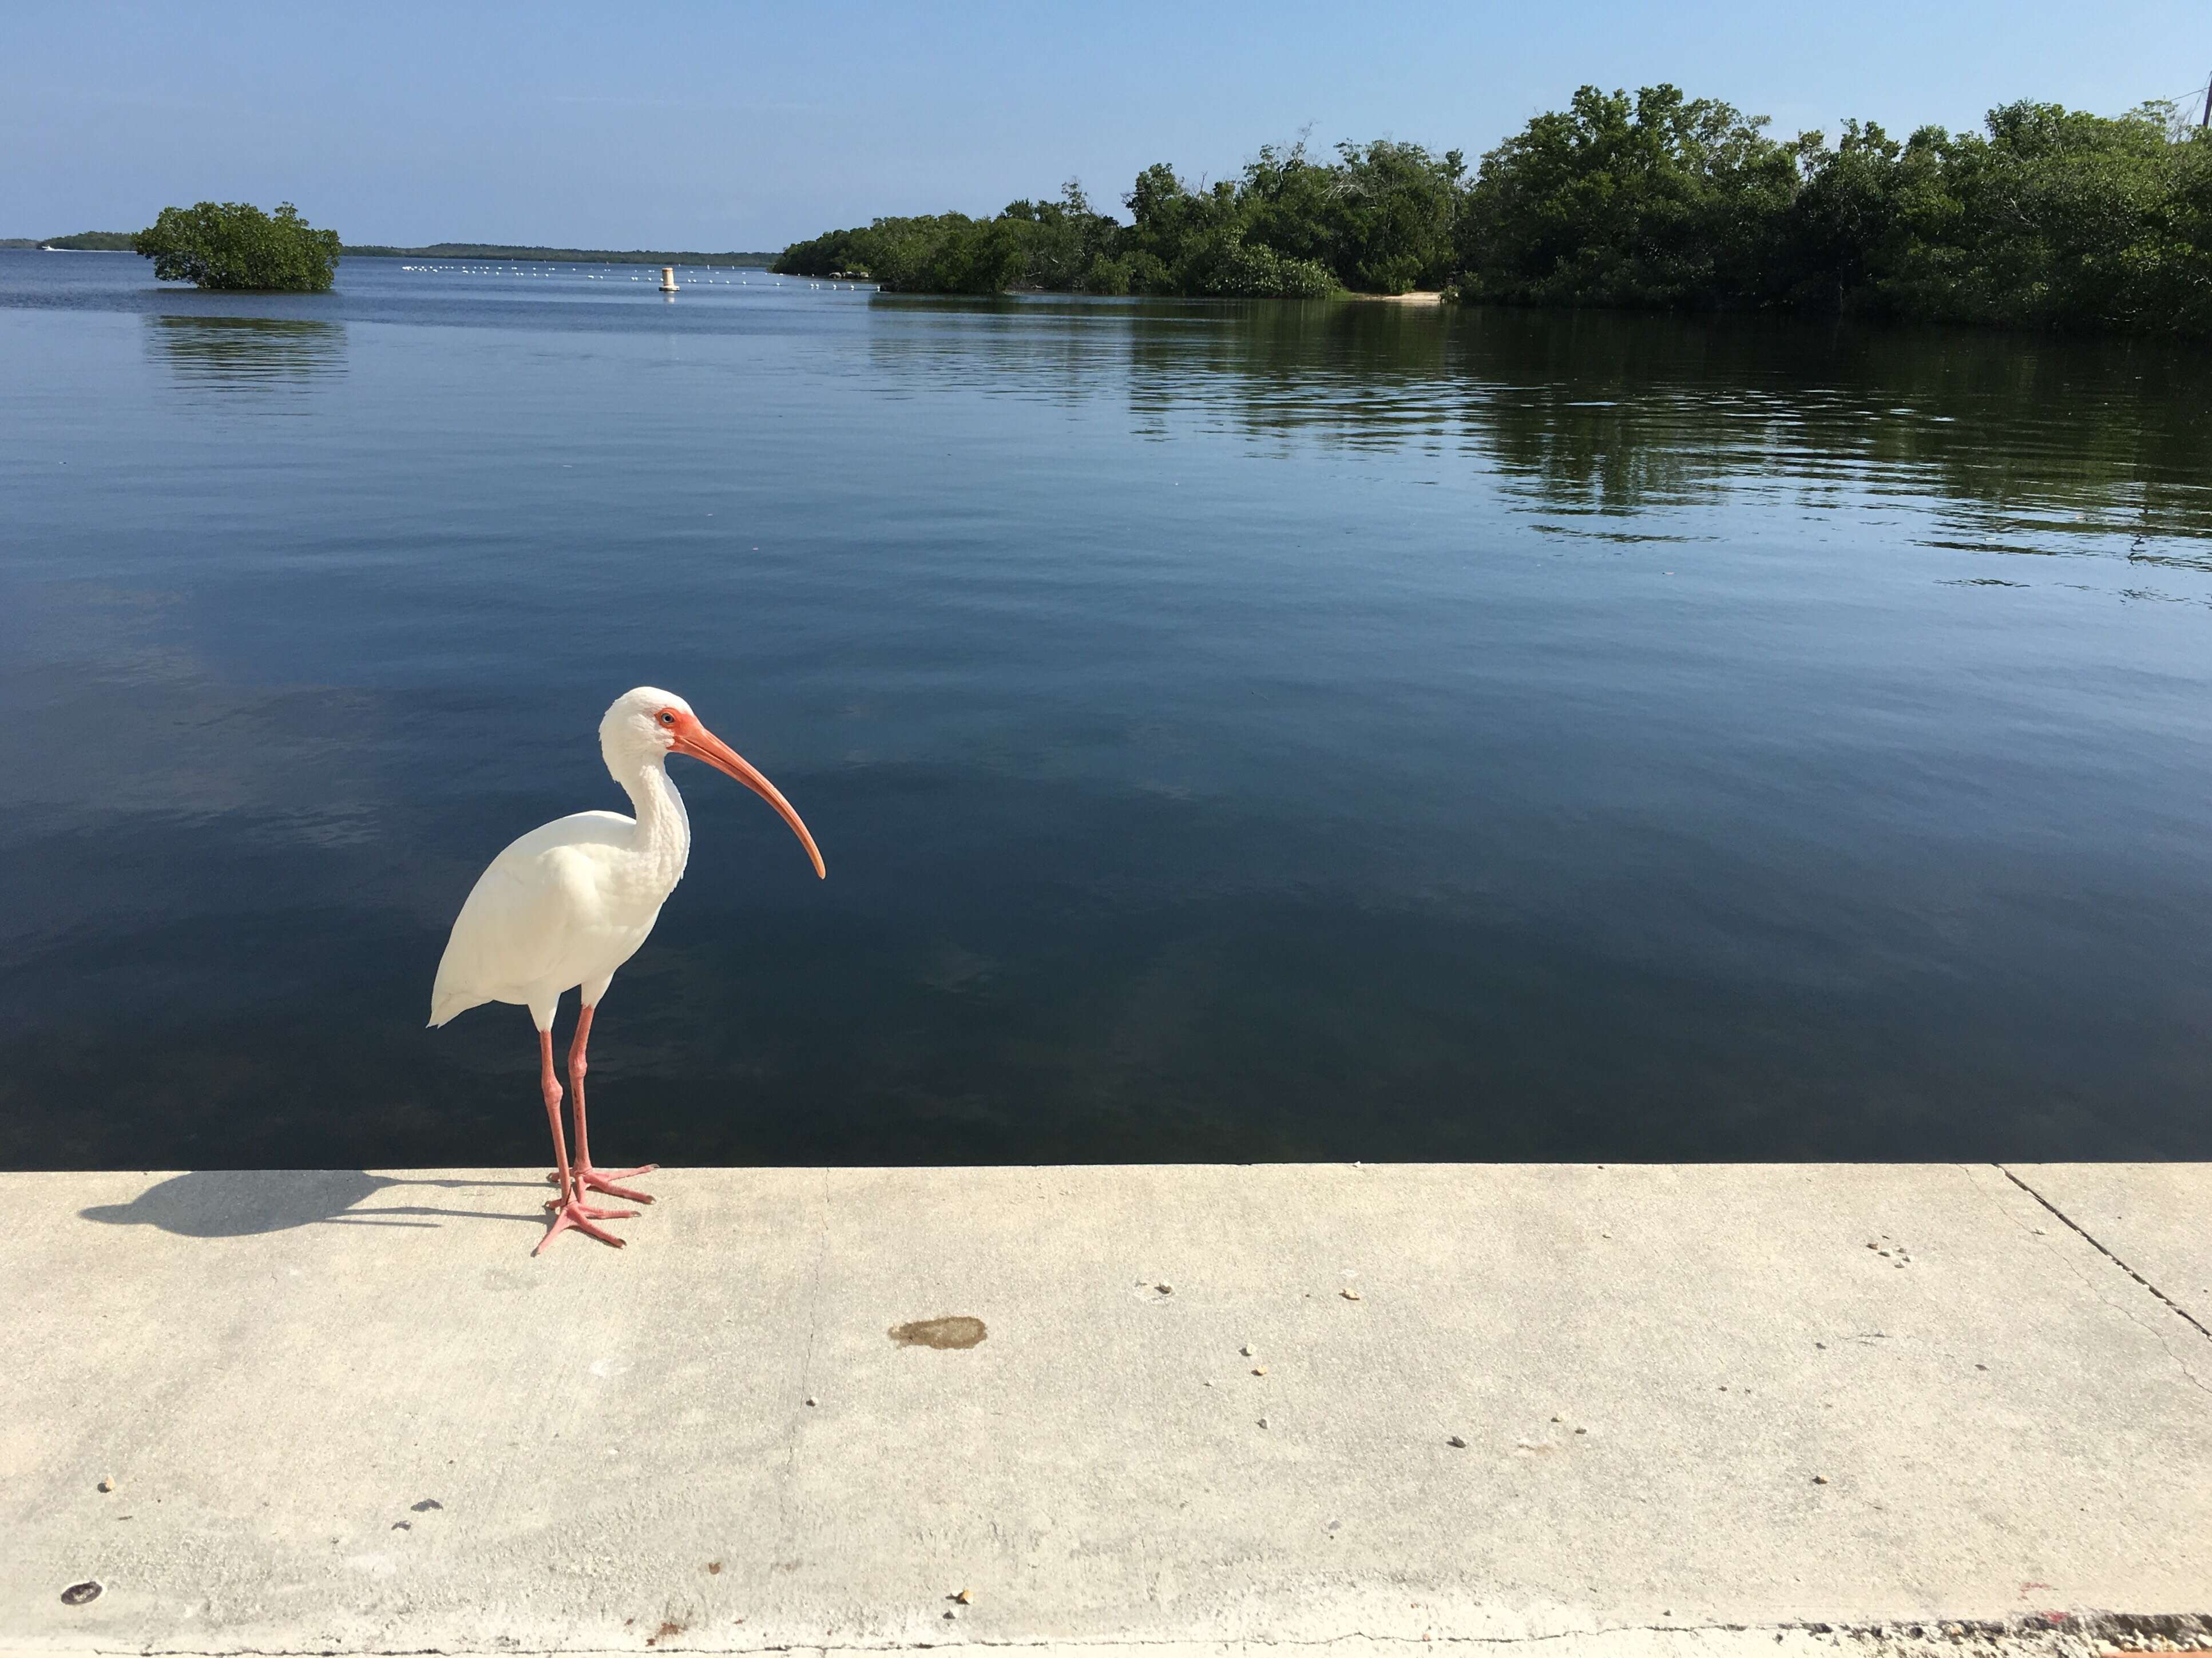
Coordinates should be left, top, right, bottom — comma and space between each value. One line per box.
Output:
534, 1195, 635, 1255
548, 1163, 659, 1204
544, 1194, 635, 1220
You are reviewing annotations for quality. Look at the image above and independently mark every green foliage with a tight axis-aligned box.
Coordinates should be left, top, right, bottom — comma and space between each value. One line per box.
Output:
774, 93, 2212, 332
775, 147, 1452, 299
1318, 140, 1467, 292
133, 201, 340, 292
1001, 181, 1125, 289
771, 225, 885, 279
1801, 101, 2212, 334
1175, 230, 1337, 298
1454, 85, 1799, 308
1461, 86, 2212, 334
774, 212, 1030, 292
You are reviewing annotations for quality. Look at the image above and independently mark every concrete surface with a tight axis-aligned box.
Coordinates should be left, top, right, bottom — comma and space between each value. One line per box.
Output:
2005, 1164, 2212, 1341
1, 1163, 2207, 1656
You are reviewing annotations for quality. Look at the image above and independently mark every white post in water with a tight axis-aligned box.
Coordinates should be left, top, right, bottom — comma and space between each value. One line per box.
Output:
659, 265, 677, 294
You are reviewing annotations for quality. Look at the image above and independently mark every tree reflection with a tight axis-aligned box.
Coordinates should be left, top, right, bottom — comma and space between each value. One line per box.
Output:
870, 297, 2212, 568
145, 314, 347, 390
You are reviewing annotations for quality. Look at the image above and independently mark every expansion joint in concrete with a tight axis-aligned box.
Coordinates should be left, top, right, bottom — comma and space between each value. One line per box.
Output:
1996, 1164, 2212, 1346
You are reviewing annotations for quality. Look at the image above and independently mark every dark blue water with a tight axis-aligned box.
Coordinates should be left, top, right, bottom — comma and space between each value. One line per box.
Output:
6, 247, 2211, 1169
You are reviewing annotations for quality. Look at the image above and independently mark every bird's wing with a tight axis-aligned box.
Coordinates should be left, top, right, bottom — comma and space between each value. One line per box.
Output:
429, 812, 635, 1025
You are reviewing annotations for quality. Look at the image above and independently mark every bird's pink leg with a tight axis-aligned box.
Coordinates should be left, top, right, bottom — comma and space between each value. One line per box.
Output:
534, 1027, 632, 1255
557, 1003, 659, 1204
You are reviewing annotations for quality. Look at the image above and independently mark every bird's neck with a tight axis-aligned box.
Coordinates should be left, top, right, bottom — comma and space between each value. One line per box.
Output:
619, 755, 692, 888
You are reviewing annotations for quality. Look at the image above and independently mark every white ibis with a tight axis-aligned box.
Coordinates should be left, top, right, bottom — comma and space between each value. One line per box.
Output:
430, 688, 824, 1253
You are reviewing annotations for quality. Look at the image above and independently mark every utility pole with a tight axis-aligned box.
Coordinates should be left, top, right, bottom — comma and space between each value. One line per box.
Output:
2202, 74, 2211, 129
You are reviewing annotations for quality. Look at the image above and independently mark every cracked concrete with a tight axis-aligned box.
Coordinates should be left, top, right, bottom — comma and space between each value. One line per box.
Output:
2, 1164, 2207, 1655
2001, 1165, 2212, 1344
1991, 1167, 2212, 1401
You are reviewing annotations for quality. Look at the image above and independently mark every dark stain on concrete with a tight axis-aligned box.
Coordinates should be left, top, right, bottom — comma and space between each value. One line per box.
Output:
890, 1315, 988, 1350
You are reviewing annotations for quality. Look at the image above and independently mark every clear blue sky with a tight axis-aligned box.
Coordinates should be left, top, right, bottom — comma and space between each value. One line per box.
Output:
7, 0, 2207, 249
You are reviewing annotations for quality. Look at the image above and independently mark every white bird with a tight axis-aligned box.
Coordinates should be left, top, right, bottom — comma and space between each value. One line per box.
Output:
430, 688, 824, 1253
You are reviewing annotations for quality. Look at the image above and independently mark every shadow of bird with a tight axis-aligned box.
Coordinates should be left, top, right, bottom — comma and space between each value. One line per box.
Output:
80, 1169, 546, 1237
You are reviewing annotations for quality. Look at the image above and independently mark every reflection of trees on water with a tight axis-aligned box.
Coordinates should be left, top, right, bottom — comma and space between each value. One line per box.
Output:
146, 314, 347, 390
1122, 300, 1460, 454
1452, 312, 2212, 568
866, 298, 2212, 569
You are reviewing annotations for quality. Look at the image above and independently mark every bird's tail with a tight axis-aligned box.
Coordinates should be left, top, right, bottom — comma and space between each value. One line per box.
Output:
427, 965, 479, 1029
427, 992, 477, 1029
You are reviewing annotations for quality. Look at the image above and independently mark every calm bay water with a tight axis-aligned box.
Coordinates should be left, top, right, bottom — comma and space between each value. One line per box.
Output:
4, 248, 2211, 1169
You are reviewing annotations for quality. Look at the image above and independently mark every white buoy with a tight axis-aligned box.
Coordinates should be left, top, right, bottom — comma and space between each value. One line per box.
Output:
659, 265, 678, 294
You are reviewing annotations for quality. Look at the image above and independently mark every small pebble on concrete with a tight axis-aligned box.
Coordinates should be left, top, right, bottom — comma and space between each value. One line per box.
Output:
1340, 1288, 1362, 1301
1241, 1343, 1255, 1356
1258, 1416, 1270, 1429
1812, 1474, 1829, 1484
1252, 1366, 1267, 1376
1155, 1283, 1172, 1295
96, 1478, 114, 1493
805, 1396, 818, 1406
1446, 1435, 1467, 1448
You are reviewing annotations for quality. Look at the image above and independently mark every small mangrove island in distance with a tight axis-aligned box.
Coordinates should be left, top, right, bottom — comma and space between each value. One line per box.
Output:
10, 231, 140, 251
772, 84, 2212, 335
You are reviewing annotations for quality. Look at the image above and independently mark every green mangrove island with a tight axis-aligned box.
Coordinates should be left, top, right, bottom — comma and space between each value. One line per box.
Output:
133, 201, 340, 292
772, 85, 2212, 335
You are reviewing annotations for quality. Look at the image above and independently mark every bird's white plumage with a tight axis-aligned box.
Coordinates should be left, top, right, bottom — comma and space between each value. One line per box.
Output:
430, 689, 696, 1032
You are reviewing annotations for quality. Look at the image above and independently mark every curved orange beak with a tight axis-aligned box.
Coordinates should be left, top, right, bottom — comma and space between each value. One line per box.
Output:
669, 715, 825, 878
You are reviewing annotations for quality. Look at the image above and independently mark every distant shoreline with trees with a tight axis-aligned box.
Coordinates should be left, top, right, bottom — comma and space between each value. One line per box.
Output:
339, 243, 778, 267
772, 86, 2212, 337
1, 232, 140, 251
2, 234, 776, 268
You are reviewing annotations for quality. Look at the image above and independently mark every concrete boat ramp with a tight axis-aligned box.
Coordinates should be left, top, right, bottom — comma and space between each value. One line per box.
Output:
2, 1164, 2207, 1656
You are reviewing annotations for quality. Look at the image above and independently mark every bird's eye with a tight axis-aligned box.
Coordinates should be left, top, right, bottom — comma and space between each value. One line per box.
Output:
658, 711, 676, 727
